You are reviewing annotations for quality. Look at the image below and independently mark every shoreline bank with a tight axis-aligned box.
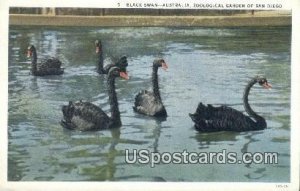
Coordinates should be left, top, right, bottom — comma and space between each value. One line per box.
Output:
9, 12, 291, 27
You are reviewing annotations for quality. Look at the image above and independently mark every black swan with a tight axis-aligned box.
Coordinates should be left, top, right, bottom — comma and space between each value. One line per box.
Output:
133, 58, 168, 117
61, 67, 129, 131
95, 40, 128, 74
189, 76, 272, 132
27, 45, 64, 76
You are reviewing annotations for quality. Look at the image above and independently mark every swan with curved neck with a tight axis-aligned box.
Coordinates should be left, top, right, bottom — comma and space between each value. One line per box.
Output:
95, 40, 104, 74
27, 45, 64, 76
95, 40, 128, 74
61, 67, 129, 131
189, 76, 272, 132
133, 58, 168, 117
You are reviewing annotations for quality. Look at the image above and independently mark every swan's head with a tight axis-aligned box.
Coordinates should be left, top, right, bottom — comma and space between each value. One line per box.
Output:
115, 55, 128, 70
153, 58, 168, 71
27, 45, 35, 58
62, 101, 75, 119
257, 77, 272, 89
95, 40, 102, 54
108, 67, 129, 80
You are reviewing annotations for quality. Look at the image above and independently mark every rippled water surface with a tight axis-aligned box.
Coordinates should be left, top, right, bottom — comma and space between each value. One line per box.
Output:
8, 26, 291, 182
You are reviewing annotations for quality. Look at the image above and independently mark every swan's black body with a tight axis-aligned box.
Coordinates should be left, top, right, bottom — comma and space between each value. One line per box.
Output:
133, 58, 168, 117
27, 45, 64, 76
189, 77, 272, 132
61, 67, 128, 131
95, 40, 128, 74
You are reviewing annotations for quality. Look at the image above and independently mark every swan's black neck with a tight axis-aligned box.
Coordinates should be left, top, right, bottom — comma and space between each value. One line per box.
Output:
97, 50, 104, 73
30, 47, 38, 74
152, 65, 162, 102
107, 73, 121, 126
243, 78, 266, 128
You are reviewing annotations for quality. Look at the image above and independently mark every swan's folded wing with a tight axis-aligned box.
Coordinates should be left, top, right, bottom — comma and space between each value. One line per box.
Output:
192, 104, 254, 131
72, 101, 110, 130
196, 104, 243, 120
134, 91, 155, 107
204, 106, 257, 131
134, 91, 167, 116
40, 57, 62, 69
209, 106, 247, 120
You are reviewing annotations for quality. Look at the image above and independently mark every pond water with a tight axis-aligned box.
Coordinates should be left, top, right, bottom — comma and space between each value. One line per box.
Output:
8, 26, 291, 182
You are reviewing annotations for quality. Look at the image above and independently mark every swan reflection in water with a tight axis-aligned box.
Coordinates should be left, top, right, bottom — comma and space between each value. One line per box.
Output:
80, 128, 120, 181
81, 121, 167, 181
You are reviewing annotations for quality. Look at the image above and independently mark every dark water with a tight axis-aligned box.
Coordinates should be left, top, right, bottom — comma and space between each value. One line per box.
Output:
8, 26, 291, 182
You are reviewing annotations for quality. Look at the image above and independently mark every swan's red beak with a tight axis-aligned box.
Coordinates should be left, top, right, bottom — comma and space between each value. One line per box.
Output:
27, 50, 32, 58
96, 46, 101, 53
262, 82, 272, 89
120, 72, 129, 80
162, 62, 168, 71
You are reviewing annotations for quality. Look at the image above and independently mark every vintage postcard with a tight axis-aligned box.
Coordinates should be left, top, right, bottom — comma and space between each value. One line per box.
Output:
1, 0, 299, 190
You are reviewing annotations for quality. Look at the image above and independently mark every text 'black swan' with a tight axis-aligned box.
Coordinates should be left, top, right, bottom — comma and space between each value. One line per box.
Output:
189, 76, 272, 132
95, 40, 128, 74
61, 67, 129, 131
133, 58, 168, 117
27, 45, 64, 76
